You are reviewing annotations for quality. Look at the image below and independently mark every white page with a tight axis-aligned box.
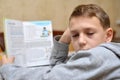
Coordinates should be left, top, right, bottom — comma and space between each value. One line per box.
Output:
4, 19, 25, 66
4, 19, 53, 67
23, 21, 53, 67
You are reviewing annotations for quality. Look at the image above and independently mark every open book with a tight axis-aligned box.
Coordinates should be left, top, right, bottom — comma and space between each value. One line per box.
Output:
4, 18, 53, 67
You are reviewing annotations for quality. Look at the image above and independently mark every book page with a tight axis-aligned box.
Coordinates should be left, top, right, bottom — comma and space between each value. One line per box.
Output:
4, 19, 25, 66
23, 21, 53, 66
4, 19, 53, 67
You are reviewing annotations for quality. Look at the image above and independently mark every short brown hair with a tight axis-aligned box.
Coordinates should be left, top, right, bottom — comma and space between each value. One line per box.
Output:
69, 4, 110, 29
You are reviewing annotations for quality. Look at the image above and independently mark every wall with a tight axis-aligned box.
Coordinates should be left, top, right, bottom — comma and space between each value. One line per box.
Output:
0, 0, 120, 37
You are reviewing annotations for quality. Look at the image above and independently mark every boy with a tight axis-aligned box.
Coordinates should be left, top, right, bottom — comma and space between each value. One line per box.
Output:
0, 4, 120, 80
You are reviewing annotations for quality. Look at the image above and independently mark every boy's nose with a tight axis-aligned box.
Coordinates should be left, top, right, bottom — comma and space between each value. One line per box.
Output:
78, 34, 86, 47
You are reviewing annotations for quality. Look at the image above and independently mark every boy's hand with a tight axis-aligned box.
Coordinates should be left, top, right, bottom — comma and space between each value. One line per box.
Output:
59, 28, 71, 44
1, 54, 14, 65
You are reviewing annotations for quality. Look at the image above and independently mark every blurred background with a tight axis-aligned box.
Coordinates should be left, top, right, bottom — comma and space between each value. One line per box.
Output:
0, 0, 120, 51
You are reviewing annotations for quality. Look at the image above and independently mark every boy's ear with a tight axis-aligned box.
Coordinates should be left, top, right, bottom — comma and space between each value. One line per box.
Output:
105, 28, 113, 42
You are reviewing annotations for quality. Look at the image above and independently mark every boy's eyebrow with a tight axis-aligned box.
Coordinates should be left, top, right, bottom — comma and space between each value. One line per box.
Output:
70, 30, 79, 34
84, 28, 94, 31
70, 27, 96, 33
84, 28, 97, 32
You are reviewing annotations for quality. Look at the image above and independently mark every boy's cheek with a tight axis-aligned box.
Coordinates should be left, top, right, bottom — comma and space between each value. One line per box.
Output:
72, 42, 79, 51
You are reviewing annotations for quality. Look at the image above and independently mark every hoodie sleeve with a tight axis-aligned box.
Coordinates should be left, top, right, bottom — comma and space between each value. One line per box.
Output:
50, 35, 69, 66
0, 64, 52, 80
43, 44, 120, 80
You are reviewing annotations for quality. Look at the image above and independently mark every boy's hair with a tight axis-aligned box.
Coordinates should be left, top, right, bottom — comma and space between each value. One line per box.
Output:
69, 4, 110, 29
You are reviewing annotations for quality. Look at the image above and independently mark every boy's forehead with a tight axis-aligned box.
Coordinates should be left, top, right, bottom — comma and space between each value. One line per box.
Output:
69, 16, 104, 31
69, 16, 101, 26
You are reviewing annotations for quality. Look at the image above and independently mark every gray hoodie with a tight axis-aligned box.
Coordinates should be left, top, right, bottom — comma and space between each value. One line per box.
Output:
0, 36, 120, 80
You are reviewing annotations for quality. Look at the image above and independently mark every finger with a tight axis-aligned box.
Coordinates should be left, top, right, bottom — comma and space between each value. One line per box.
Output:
1, 54, 8, 64
8, 56, 15, 63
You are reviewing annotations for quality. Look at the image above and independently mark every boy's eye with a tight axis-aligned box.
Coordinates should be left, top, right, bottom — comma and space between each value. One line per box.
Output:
72, 34, 79, 37
87, 32, 94, 36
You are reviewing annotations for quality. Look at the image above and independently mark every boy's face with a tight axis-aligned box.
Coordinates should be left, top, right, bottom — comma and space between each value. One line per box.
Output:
69, 16, 113, 51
